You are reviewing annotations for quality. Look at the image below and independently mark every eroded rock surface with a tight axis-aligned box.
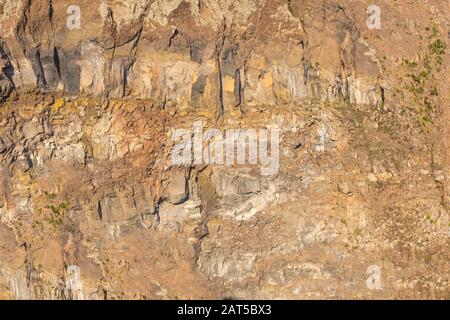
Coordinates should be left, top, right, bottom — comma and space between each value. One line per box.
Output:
0, 0, 448, 299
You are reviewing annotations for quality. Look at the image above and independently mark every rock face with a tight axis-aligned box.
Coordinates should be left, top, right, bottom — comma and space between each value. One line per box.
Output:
0, 0, 388, 108
0, 0, 449, 299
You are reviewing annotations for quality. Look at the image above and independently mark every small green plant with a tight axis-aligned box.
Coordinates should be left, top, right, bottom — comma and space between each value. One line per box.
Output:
428, 39, 446, 56
33, 190, 70, 231
403, 26, 446, 132
403, 59, 417, 68
429, 86, 439, 96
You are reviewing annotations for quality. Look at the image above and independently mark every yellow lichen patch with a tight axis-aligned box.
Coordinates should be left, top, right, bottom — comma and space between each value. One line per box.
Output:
52, 98, 65, 112
260, 72, 273, 88
222, 75, 235, 93
67, 101, 81, 113
228, 108, 243, 119
190, 69, 200, 84
196, 108, 217, 119
0, 292, 14, 300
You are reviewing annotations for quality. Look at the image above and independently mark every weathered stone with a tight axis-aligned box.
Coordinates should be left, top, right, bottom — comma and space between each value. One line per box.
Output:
338, 181, 351, 195
238, 175, 261, 195
0, 0, 447, 301
21, 120, 43, 140
164, 168, 188, 205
